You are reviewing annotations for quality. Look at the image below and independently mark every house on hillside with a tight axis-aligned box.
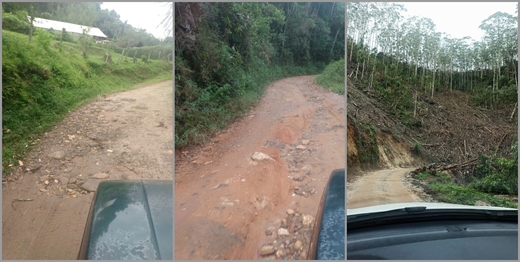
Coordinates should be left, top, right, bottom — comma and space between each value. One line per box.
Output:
28, 16, 109, 42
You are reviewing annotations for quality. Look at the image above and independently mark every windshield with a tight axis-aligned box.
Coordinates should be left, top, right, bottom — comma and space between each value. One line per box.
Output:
346, 2, 518, 210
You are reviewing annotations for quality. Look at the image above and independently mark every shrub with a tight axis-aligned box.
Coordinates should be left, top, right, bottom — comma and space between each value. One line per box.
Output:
35, 28, 53, 51
470, 143, 518, 195
2, 10, 30, 34
315, 59, 345, 95
412, 141, 422, 155
471, 85, 517, 109
52, 29, 74, 43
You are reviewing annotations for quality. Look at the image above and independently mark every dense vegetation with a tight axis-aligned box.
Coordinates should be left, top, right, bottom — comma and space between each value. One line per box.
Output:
413, 142, 518, 208
2, 4, 172, 172
316, 59, 345, 95
175, 2, 345, 148
347, 3, 518, 206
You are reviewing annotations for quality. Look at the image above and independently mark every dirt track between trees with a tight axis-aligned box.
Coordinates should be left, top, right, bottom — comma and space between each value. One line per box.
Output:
346, 168, 424, 209
2, 80, 173, 260
174, 76, 345, 260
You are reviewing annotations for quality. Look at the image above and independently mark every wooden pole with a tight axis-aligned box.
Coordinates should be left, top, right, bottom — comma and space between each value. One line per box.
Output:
60, 28, 65, 45
117, 49, 125, 63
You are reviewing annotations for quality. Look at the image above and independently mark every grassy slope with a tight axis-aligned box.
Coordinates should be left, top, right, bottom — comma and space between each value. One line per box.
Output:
315, 58, 345, 95
2, 30, 172, 172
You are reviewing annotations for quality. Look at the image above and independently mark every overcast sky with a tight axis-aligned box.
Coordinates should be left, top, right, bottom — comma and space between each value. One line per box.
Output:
100, 2, 171, 40
400, 2, 517, 42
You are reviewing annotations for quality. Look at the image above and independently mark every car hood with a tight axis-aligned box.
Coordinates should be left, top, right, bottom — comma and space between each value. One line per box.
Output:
84, 180, 172, 260
347, 202, 517, 216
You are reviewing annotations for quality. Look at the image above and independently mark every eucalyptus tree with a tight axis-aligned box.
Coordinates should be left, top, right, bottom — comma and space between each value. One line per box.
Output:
373, 3, 404, 83
479, 11, 515, 101
424, 31, 441, 97
347, 2, 373, 79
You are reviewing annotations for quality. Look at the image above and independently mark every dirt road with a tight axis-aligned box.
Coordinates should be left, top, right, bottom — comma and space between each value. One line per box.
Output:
174, 76, 345, 260
2, 80, 173, 260
346, 168, 423, 209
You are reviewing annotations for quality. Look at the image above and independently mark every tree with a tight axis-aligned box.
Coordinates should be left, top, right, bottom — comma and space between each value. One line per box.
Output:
53, 2, 100, 27
24, 3, 59, 42
159, 2, 173, 38
80, 27, 92, 58
479, 11, 517, 105
94, 9, 123, 39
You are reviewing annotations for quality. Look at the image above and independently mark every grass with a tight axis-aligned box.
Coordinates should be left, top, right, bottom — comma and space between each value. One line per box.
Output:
315, 58, 345, 95
413, 171, 518, 209
415, 172, 429, 181
2, 30, 172, 173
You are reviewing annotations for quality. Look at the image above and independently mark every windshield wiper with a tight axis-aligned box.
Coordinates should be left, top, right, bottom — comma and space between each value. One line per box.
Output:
347, 207, 517, 229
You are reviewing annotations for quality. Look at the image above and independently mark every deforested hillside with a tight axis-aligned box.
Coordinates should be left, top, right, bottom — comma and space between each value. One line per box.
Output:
347, 2, 518, 208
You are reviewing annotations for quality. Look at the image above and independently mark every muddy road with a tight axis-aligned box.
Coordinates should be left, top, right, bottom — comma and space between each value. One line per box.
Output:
346, 168, 425, 209
174, 76, 345, 260
2, 80, 173, 260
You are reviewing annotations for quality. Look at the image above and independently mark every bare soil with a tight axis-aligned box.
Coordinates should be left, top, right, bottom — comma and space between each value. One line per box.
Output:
174, 76, 345, 260
346, 168, 427, 209
2, 80, 173, 260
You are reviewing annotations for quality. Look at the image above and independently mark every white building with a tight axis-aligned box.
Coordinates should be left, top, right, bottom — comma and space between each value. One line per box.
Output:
29, 16, 108, 41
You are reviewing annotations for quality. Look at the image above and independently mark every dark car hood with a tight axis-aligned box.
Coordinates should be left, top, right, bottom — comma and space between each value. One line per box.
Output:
81, 180, 172, 260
